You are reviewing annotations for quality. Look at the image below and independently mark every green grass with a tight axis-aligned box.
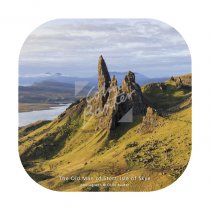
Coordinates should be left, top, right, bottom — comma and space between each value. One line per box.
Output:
19, 75, 192, 192
142, 79, 191, 110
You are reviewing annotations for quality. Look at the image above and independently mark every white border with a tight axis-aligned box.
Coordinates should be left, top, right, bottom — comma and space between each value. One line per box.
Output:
0, 0, 210, 209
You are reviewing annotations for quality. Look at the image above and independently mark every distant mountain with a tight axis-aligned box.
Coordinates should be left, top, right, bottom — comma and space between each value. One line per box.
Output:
19, 80, 94, 104
19, 81, 74, 104
19, 74, 96, 86
109, 71, 168, 86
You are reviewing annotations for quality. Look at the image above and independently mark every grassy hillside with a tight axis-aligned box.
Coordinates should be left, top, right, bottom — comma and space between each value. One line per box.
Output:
19, 74, 192, 191
142, 73, 191, 110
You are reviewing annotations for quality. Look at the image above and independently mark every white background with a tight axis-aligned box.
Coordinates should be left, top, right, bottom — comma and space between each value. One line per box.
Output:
0, 0, 210, 209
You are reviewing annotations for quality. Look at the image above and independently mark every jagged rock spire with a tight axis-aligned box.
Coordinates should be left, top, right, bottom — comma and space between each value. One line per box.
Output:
105, 75, 119, 130
137, 107, 161, 134
122, 71, 136, 92
89, 58, 147, 136
98, 55, 111, 91
107, 75, 118, 105
110, 75, 118, 87
98, 55, 111, 109
122, 70, 146, 115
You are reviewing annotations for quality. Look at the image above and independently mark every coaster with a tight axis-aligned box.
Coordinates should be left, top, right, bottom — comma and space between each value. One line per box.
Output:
19, 19, 192, 192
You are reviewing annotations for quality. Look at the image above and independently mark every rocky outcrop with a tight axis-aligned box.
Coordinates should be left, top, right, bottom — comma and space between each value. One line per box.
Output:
137, 107, 162, 134
175, 77, 183, 89
86, 56, 147, 138
103, 71, 147, 132
98, 55, 111, 109
106, 75, 119, 130
121, 71, 146, 115
96, 75, 119, 131
171, 74, 192, 90
58, 98, 87, 120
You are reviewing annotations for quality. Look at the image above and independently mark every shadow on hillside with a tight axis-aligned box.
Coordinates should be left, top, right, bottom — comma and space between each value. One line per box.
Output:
143, 84, 191, 110
20, 130, 69, 163
108, 115, 143, 141
27, 171, 53, 182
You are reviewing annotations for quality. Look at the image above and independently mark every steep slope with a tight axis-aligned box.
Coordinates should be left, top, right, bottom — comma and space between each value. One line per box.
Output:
19, 57, 191, 192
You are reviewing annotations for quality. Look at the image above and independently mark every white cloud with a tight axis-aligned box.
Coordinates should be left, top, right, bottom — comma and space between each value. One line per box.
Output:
19, 19, 191, 77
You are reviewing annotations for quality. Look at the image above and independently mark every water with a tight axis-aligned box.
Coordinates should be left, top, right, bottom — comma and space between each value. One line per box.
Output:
19, 104, 70, 127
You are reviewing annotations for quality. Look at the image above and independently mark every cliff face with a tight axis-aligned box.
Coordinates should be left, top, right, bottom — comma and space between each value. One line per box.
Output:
87, 56, 147, 136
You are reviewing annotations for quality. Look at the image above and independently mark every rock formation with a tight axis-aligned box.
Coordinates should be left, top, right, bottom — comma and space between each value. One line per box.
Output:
171, 74, 192, 90
175, 77, 183, 89
98, 55, 111, 109
121, 71, 146, 115
106, 75, 119, 130
137, 107, 162, 134
88, 56, 147, 137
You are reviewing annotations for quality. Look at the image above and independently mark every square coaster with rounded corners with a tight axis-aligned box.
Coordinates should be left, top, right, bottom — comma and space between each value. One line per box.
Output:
18, 19, 192, 192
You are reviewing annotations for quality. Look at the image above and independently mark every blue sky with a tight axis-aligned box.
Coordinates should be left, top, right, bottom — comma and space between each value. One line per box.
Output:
19, 19, 191, 78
